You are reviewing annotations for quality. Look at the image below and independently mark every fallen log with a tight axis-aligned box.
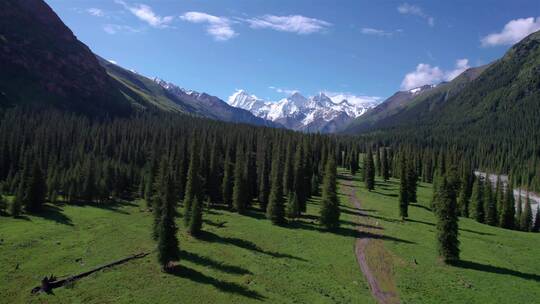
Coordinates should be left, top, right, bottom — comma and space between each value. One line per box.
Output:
31, 252, 150, 294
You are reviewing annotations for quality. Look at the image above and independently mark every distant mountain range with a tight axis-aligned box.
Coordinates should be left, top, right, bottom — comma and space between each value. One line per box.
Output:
228, 90, 379, 132
0, 0, 277, 127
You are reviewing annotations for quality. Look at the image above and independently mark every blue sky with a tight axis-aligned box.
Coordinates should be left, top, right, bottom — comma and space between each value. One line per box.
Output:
46, 0, 540, 103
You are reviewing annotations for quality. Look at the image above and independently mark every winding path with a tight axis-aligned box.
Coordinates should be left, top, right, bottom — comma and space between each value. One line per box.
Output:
341, 176, 400, 304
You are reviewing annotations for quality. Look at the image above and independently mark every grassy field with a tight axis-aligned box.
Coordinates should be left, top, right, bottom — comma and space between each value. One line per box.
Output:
0, 176, 374, 304
357, 176, 540, 303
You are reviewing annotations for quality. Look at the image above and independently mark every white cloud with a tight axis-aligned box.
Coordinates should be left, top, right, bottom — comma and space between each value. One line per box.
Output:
246, 15, 331, 34
400, 58, 470, 90
323, 91, 382, 106
115, 0, 173, 28
87, 8, 104, 17
444, 59, 470, 81
481, 17, 540, 47
180, 12, 237, 41
397, 3, 435, 27
269, 86, 299, 95
103, 24, 140, 34
360, 27, 395, 37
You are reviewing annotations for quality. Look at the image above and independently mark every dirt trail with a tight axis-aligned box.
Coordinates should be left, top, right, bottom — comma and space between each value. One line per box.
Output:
341, 177, 400, 304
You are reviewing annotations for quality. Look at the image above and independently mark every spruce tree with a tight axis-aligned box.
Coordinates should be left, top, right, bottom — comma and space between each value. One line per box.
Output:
484, 181, 498, 226
500, 185, 515, 229
82, 158, 96, 203
398, 157, 409, 219
282, 141, 293, 195
435, 178, 460, 264
286, 192, 300, 219
515, 192, 522, 228
406, 158, 417, 203
188, 197, 203, 236
157, 175, 180, 272
0, 192, 6, 214
319, 157, 340, 230
222, 148, 233, 208
232, 145, 247, 214
375, 148, 381, 177
11, 180, 24, 217
292, 144, 307, 213
350, 149, 359, 176
381, 148, 390, 181
364, 150, 375, 191
24, 161, 47, 213
267, 143, 285, 225
533, 206, 540, 232
311, 174, 320, 196
183, 142, 201, 227
457, 181, 469, 217
470, 177, 484, 223
520, 193, 532, 232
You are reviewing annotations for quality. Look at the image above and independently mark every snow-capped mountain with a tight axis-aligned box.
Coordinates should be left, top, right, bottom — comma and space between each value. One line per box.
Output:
228, 90, 380, 133
150, 79, 278, 127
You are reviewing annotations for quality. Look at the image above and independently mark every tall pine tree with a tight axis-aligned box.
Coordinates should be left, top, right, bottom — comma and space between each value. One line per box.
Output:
267, 143, 285, 225
398, 156, 409, 219
157, 174, 180, 272
364, 150, 375, 191
320, 157, 340, 230
435, 178, 460, 264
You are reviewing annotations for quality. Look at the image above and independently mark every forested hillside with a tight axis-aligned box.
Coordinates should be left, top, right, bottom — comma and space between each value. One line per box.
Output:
344, 30, 540, 192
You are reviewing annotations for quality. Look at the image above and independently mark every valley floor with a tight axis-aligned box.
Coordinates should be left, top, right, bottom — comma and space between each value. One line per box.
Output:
356, 175, 540, 303
0, 174, 374, 304
1, 171, 539, 303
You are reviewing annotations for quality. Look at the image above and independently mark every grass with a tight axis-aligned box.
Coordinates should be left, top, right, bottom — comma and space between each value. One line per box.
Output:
357, 176, 540, 303
0, 177, 374, 304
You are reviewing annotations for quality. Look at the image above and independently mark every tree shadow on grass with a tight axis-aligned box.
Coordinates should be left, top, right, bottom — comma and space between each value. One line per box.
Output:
410, 203, 432, 212
371, 191, 398, 198
180, 250, 252, 275
30, 204, 73, 226
68, 200, 137, 215
199, 231, 307, 262
168, 265, 265, 300
451, 260, 540, 282
289, 221, 413, 244
406, 218, 494, 236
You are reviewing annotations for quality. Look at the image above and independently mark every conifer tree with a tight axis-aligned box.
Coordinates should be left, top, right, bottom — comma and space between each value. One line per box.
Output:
282, 141, 294, 195
157, 175, 180, 272
207, 138, 222, 205
470, 177, 484, 222
222, 148, 233, 208
152, 157, 169, 240
183, 142, 201, 226
11, 184, 22, 217
457, 178, 469, 217
232, 144, 248, 214
82, 158, 96, 203
364, 150, 375, 191
435, 178, 460, 264
267, 143, 285, 225
406, 158, 418, 203
292, 144, 307, 213
533, 206, 540, 232
24, 161, 47, 213
375, 148, 381, 177
484, 181, 498, 226
381, 148, 390, 181
0, 192, 6, 214
515, 192, 522, 227
319, 157, 340, 230
188, 197, 203, 236
520, 193, 532, 232
350, 149, 359, 176
500, 185, 515, 229
257, 146, 270, 211
286, 192, 300, 219
398, 157, 409, 219
311, 174, 320, 196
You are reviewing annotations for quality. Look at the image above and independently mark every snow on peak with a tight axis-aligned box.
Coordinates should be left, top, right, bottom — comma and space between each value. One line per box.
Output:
227, 89, 382, 131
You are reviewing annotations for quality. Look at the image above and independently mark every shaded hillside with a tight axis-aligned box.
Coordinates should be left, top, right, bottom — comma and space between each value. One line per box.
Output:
0, 0, 133, 115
